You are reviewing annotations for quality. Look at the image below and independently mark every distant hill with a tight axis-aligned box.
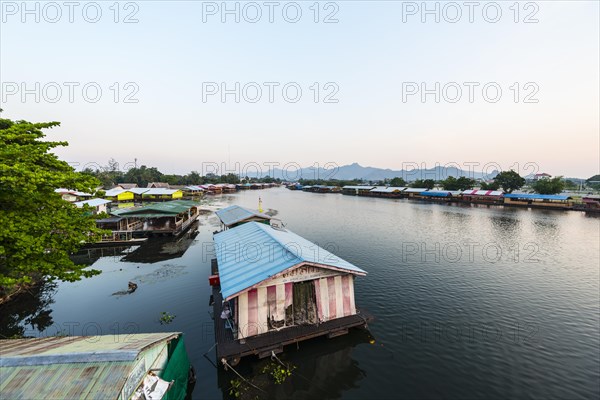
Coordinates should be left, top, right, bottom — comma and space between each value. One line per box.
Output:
248, 163, 499, 182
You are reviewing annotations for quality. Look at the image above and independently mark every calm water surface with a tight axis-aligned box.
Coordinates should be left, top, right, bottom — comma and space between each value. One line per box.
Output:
2, 188, 599, 399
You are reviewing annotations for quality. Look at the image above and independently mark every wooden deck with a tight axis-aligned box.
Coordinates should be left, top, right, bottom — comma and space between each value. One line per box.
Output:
211, 285, 374, 364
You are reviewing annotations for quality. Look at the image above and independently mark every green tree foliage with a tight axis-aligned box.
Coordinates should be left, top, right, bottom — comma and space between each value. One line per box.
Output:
440, 176, 476, 191
586, 174, 600, 190
0, 116, 104, 292
564, 180, 579, 190
411, 179, 435, 189
531, 176, 565, 194
479, 181, 500, 190
492, 170, 525, 193
390, 177, 407, 187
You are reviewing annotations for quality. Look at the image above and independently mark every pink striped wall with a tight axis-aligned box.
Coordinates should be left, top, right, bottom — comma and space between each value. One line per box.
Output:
236, 272, 357, 339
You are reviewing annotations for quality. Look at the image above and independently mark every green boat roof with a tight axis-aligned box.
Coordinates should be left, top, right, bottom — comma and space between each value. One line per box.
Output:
111, 200, 199, 217
0, 333, 181, 400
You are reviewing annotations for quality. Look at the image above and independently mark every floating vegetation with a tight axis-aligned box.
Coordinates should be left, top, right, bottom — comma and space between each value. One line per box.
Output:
262, 361, 295, 385
159, 311, 176, 325
228, 378, 248, 399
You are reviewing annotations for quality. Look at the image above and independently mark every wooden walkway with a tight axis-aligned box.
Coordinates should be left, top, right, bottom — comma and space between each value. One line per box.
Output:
211, 285, 374, 364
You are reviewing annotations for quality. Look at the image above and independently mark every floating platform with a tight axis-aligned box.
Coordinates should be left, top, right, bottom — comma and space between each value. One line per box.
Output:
211, 285, 374, 365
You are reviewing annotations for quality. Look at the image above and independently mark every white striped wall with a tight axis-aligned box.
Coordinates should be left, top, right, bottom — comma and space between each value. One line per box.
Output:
235, 272, 357, 339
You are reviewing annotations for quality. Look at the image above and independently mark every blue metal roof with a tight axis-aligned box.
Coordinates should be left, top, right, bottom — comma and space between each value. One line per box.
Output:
420, 191, 451, 197
215, 205, 271, 227
504, 193, 572, 200
214, 222, 367, 300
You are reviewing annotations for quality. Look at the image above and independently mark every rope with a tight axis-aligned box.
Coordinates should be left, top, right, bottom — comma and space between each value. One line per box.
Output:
221, 359, 268, 394
203, 342, 217, 356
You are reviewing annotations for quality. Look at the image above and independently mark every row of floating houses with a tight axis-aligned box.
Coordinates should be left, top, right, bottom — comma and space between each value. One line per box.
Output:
54, 183, 278, 243
288, 184, 600, 212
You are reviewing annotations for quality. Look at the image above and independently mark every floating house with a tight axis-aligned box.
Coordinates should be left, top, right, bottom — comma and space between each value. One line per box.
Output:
341, 186, 375, 196
211, 221, 371, 364
74, 198, 112, 214
0, 332, 193, 400
55, 188, 92, 202
419, 190, 461, 201
216, 183, 237, 193
307, 185, 341, 193
201, 184, 222, 195
104, 188, 136, 202
129, 188, 151, 200
402, 188, 430, 198
110, 200, 200, 236
503, 193, 573, 209
461, 189, 504, 204
214, 205, 271, 230
581, 195, 600, 212
369, 186, 406, 198
142, 188, 183, 201
183, 185, 205, 196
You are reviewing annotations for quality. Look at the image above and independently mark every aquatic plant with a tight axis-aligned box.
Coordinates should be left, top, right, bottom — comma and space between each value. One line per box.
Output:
261, 362, 295, 385
159, 311, 176, 325
228, 379, 248, 398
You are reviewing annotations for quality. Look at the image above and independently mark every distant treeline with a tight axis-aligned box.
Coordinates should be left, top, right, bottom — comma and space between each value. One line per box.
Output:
82, 159, 282, 188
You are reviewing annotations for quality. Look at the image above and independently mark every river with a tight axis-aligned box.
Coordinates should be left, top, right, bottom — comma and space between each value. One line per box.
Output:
1, 187, 599, 399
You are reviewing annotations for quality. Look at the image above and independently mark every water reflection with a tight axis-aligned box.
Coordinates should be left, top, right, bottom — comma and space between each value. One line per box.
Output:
0, 281, 56, 339
489, 215, 522, 241
216, 328, 372, 399
122, 222, 200, 263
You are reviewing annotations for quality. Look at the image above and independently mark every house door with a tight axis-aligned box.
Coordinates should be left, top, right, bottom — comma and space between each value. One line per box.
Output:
292, 281, 318, 325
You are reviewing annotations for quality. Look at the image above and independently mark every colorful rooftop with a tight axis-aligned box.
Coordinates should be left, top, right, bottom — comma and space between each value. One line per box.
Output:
213, 221, 367, 300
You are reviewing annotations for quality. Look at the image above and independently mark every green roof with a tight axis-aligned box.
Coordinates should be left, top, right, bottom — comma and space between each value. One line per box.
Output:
0, 333, 181, 400
111, 200, 199, 217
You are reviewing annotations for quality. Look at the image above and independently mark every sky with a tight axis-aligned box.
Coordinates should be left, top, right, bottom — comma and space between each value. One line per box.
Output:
1, 0, 599, 178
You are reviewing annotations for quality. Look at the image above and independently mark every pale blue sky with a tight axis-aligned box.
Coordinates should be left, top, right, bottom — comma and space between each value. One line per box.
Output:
1, 1, 598, 177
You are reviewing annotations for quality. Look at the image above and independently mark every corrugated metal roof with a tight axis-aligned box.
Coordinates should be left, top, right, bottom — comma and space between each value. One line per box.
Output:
462, 190, 504, 196
117, 183, 138, 189
504, 193, 571, 200
55, 188, 92, 197
184, 185, 205, 191
142, 188, 181, 195
215, 205, 271, 227
370, 186, 406, 193
111, 200, 199, 217
0, 333, 180, 400
214, 222, 367, 300
74, 198, 112, 208
342, 186, 375, 190
129, 188, 150, 195
404, 188, 428, 193
420, 191, 455, 197
147, 182, 170, 188
104, 188, 129, 197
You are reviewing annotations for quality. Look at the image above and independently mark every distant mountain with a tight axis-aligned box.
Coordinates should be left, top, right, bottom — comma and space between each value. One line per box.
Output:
248, 163, 499, 182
